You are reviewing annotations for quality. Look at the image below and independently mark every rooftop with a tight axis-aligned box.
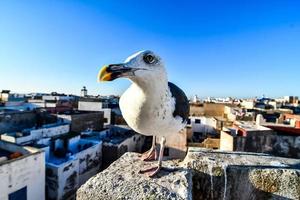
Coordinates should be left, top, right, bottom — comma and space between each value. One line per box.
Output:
0, 140, 41, 165
234, 121, 272, 132
83, 126, 136, 145
47, 138, 100, 166
4, 122, 69, 138
264, 123, 300, 136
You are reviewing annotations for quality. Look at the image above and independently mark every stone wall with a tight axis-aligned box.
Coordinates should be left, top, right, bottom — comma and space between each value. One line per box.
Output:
185, 148, 300, 200
77, 148, 300, 200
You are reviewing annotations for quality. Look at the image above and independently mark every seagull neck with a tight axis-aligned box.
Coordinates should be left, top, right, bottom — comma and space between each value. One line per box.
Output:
130, 74, 168, 95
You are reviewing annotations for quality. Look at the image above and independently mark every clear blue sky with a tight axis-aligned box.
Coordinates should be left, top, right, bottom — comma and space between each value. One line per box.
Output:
1, 0, 300, 98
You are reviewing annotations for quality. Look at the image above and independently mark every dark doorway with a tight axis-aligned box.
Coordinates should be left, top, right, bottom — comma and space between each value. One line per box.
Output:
9, 186, 27, 200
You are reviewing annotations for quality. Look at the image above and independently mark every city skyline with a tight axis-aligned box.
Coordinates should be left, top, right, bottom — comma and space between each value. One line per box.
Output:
0, 87, 298, 101
1, 1, 300, 97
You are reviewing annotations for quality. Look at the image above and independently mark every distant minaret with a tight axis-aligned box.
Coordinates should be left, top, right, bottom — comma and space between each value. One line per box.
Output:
193, 95, 199, 103
81, 86, 88, 97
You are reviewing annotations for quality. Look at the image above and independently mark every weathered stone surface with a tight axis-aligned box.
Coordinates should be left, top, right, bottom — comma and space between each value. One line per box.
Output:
77, 148, 300, 200
184, 147, 300, 200
77, 152, 192, 200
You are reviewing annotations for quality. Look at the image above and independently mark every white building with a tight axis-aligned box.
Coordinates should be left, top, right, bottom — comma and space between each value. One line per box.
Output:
42, 95, 74, 101
189, 116, 217, 135
1, 121, 102, 200
0, 140, 45, 200
78, 97, 112, 127
78, 98, 108, 111
46, 136, 102, 200
241, 100, 255, 109
84, 125, 145, 168
192, 95, 200, 103
1, 123, 70, 145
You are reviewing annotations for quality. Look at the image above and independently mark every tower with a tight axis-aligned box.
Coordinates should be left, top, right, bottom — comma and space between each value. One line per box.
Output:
81, 86, 87, 97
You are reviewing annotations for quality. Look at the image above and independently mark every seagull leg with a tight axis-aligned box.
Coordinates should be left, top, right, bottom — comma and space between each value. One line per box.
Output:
139, 136, 166, 177
140, 136, 157, 161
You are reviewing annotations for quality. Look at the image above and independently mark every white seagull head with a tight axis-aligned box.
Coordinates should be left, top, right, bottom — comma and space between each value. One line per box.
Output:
98, 50, 166, 83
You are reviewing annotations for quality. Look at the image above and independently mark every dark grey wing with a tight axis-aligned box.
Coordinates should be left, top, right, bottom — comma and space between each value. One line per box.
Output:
168, 82, 189, 123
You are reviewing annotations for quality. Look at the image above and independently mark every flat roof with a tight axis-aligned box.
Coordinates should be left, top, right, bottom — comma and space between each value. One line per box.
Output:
4, 122, 69, 138
235, 121, 272, 131
103, 131, 135, 145
0, 140, 42, 165
46, 139, 100, 166
83, 126, 136, 145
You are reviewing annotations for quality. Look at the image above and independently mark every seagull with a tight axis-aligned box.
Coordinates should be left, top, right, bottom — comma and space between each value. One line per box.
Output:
98, 50, 189, 177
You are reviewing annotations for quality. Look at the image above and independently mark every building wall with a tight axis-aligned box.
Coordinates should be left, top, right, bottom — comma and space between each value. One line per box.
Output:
57, 115, 72, 123
42, 96, 74, 101
78, 101, 103, 111
46, 164, 60, 200
102, 145, 118, 169
161, 128, 187, 159
220, 131, 234, 151
0, 111, 36, 134
190, 104, 205, 116
117, 134, 145, 156
102, 134, 145, 169
1, 124, 70, 145
76, 140, 102, 185
27, 100, 45, 108
0, 151, 45, 200
68, 136, 81, 153
0, 93, 9, 101
203, 103, 225, 117
220, 131, 300, 159
241, 101, 255, 109
1, 134, 33, 145
5, 101, 25, 107
32, 124, 70, 138
224, 106, 239, 121
70, 113, 104, 132
190, 116, 217, 135
58, 159, 79, 200
46, 140, 102, 200
99, 108, 111, 127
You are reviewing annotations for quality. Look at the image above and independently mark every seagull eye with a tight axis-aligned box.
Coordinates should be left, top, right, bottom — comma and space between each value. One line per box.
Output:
143, 54, 156, 64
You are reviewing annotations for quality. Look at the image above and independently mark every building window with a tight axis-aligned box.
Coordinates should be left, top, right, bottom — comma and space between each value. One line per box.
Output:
195, 119, 201, 124
187, 118, 191, 124
103, 118, 108, 123
9, 187, 27, 200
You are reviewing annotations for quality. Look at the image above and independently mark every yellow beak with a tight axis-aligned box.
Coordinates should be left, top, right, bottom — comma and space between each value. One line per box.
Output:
98, 65, 112, 82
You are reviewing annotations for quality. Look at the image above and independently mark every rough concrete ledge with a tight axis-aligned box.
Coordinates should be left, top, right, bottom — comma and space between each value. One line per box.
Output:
77, 148, 300, 200
77, 152, 192, 200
